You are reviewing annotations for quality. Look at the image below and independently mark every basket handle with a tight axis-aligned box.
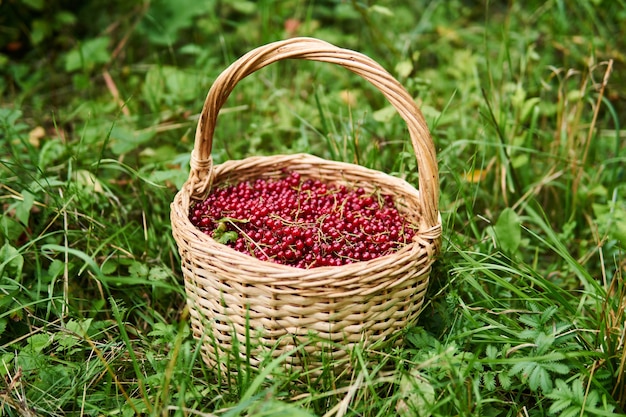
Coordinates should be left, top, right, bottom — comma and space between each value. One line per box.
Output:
190, 37, 439, 228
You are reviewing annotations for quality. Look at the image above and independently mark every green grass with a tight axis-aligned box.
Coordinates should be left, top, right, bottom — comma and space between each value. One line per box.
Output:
1, 0, 626, 415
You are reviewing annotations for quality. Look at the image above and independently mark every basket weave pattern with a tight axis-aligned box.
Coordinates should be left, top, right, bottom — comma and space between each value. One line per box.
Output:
170, 38, 442, 370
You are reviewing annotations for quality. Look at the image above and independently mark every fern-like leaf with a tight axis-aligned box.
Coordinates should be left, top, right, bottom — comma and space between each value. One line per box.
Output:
546, 377, 615, 417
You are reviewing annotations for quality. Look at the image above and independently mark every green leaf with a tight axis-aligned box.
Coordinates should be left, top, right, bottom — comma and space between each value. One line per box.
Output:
0, 243, 24, 280
21, 0, 44, 10
511, 153, 529, 169
498, 372, 512, 390
101, 259, 118, 275
406, 327, 438, 349
55, 11, 77, 25
75, 170, 105, 194
64, 37, 111, 72
544, 361, 570, 375
66, 318, 93, 337
549, 398, 572, 415
14, 190, 35, 225
483, 371, 496, 391
31, 19, 50, 45
218, 231, 238, 244
47, 259, 65, 279
511, 359, 570, 393
519, 313, 541, 329
547, 379, 584, 416
529, 365, 552, 391
230, 0, 257, 14
485, 344, 499, 359
540, 305, 559, 324
494, 207, 521, 254
0, 107, 23, 127
0, 215, 25, 242
146, 168, 189, 190
148, 266, 169, 281
58, 319, 93, 349
161, 66, 202, 103
0, 352, 14, 377
129, 261, 149, 278
535, 331, 555, 354
147, 322, 173, 339
137, 0, 210, 45
369, 5, 394, 16
372, 105, 397, 123
26, 333, 53, 353
110, 126, 156, 155
213, 218, 247, 244
142, 65, 165, 112
521, 97, 541, 123
395, 60, 413, 79
38, 138, 65, 170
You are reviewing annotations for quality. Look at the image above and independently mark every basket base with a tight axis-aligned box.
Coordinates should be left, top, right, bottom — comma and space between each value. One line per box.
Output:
186, 275, 428, 376
192, 316, 408, 380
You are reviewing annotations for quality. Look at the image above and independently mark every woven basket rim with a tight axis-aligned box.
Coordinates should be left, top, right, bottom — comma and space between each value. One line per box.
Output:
173, 153, 442, 283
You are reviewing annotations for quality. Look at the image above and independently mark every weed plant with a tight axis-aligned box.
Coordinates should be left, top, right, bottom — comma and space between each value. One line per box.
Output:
1, 0, 625, 416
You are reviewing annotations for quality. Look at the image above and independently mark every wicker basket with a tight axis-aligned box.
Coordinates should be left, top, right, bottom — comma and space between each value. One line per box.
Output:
171, 37, 442, 373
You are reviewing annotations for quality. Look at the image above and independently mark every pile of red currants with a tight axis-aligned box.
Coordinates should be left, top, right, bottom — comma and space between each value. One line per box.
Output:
189, 171, 416, 268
